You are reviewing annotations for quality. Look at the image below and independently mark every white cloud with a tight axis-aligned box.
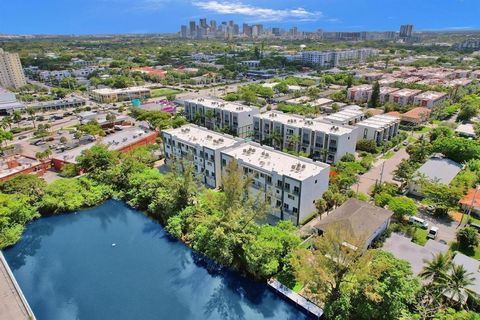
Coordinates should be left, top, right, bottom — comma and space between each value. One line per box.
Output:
192, 1, 322, 22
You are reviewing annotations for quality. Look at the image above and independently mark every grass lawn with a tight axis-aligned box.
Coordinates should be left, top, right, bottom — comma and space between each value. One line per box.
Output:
450, 242, 480, 260
381, 150, 395, 160
150, 88, 181, 98
461, 214, 480, 225
412, 227, 428, 246
292, 282, 304, 293
418, 126, 432, 134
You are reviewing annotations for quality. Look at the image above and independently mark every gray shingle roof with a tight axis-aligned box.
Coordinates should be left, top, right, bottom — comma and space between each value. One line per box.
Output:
313, 198, 393, 241
414, 156, 462, 185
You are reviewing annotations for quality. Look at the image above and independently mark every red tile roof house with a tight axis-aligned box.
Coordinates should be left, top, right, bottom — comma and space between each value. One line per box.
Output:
400, 107, 432, 125
459, 188, 480, 215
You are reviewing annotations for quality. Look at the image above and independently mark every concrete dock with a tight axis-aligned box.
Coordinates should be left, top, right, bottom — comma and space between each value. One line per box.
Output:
0, 251, 36, 320
268, 278, 323, 319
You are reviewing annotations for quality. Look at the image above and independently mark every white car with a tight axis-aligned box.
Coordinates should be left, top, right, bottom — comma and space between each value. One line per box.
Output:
409, 216, 429, 229
427, 226, 439, 239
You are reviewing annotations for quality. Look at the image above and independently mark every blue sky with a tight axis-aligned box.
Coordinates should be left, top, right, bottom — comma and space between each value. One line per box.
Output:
1, 0, 479, 35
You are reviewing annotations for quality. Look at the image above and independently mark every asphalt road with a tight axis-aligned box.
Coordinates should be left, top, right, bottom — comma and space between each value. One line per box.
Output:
353, 148, 409, 194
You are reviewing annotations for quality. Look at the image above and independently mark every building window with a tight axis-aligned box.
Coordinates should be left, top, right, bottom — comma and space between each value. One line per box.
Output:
222, 159, 227, 166
287, 194, 295, 200
284, 183, 290, 191
266, 176, 272, 184
293, 207, 298, 214
293, 186, 300, 194
276, 200, 282, 207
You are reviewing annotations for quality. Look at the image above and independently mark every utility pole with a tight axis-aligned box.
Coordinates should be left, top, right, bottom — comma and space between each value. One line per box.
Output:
379, 162, 386, 184
459, 185, 479, 227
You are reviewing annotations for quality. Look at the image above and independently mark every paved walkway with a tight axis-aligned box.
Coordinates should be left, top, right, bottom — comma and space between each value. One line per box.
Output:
0, 252, 35, 320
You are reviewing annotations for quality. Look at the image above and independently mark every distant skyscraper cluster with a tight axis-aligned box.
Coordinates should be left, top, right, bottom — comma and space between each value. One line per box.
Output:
180, 19, 415, 42
179, 18, 322, 40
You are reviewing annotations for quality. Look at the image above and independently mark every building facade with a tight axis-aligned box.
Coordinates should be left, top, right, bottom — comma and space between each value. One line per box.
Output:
162, 125, 243, 188
356, 115, 400, 144
413, 91, 448, 108
182, 98, 260, 138
253, 111, 358, 164
0, 48, 27, 89
220, 142, 330, 224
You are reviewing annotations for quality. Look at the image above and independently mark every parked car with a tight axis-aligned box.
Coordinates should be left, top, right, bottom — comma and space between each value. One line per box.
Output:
18, 135, 28, 140
45, 137, 55, 141
34, 140, 46, 146
409, 216, 429, 229
427, 226, 439, 239
393, 146, 400, 151
402, 140, 409, 146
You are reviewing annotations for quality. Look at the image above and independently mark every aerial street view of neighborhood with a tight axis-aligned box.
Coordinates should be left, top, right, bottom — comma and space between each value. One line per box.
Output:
1, 0, 480, 319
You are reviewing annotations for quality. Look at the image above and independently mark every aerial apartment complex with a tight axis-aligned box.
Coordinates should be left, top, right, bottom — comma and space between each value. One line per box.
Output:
253, 111, 358, 164
182, 98, 260, 138
162, 124, 330, 224
356, 115, 400, 144
0, 48, 27, 89
298, 48, 379, 68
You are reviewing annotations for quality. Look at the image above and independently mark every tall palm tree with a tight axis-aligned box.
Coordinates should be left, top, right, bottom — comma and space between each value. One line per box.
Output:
1, 116, 12, 130
269, 129, 283, 149
420, 252, 452, 282
438, 264, 476, 308
287, 134, 300, 153
12, 111, 22, 127
26, 107, 37, 128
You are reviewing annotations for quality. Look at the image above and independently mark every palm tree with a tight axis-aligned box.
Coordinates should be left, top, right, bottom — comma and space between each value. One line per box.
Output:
438, 264, 476, 308
420, 252, 452, 282
12, 111, 21, 127
1, 116, 12, 130
26, 107, 37, 128
269, 129, 283, 149
204, 109, 216, 130
287, 134, 300, 153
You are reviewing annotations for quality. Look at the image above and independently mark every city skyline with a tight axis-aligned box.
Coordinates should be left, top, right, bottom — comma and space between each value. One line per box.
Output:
0, 0, 479, 35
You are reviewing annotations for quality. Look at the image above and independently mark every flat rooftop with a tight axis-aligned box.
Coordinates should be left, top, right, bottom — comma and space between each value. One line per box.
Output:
0, 155, 42, 179
379, 87, 400, 94
323, 108, 364, 123
184, 97, 257, 113
163, 125, 241, 150
383, 233, 448, 275
256, 111, 356, 135
310, 98, 333, 106
350, 84, 372, 91
391, 88, 422, 97
357, 114, 399, 129
0, 252, 35, 320
222, 142, 329, 181
92, 87, 150, 95
414, 91, 447, 100
53, 126, 155, 164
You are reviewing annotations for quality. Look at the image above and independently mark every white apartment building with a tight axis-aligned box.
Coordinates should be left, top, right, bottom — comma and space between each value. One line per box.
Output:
356, 115, 400, 144
347, 84, 372, 103
90, 87, 151, 103
413, 91, 448, 108
162, 125, 243, 188
322, 106, 366, 126
389, 88, 422, 106
0, 48, 27, 89
253, 111, 358, 164
39, 70, 71, 81
220, 142, 330, 224
300, 48, 379, 68
183, 98, 260, 138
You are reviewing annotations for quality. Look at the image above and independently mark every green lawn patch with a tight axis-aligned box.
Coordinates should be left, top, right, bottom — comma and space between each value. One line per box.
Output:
418, 126, 432, 134
292, 282, 304, 293
381, 150, 395, 160
450, 242, 480, 260
150, 88, 181, 98
412, 227, 428, 246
